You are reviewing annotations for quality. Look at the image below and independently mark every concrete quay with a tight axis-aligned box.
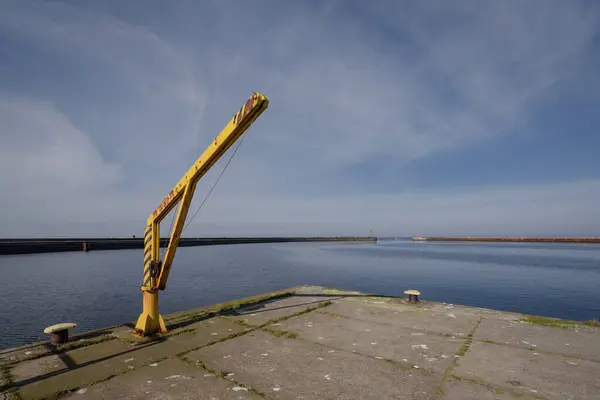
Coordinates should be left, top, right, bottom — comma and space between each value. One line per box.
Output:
1, 286, 598, 399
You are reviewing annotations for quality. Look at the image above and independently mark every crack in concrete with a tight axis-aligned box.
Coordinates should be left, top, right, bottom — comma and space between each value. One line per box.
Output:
0, 336, 116, 396
315, 310, 461, 339
181, 357, 273, 400
472, 339, 600, 363
435, 317, 483, 398
1, 336, 115, 368
448, 375, 548, 400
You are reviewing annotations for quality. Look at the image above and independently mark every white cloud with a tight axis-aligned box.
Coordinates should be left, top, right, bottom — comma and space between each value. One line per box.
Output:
0, 0, 206, 169
0, 98, 128, 223
0, 97, 121, 193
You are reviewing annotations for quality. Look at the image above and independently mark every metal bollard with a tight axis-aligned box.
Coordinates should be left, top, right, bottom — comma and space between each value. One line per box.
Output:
44, 323, 77, 346
404, 289, 421, 303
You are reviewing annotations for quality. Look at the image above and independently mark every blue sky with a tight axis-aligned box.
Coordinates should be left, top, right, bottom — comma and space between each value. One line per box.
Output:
1, 0, 599, 237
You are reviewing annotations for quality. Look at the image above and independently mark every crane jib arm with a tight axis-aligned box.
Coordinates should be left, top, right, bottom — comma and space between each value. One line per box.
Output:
134, 92, 269, 337
148, 92, 269, 225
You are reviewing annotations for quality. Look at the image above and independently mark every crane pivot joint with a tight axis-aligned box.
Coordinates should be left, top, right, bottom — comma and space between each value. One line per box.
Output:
149, 260, 162, 278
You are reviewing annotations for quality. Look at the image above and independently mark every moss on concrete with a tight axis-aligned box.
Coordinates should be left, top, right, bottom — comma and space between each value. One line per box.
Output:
435, 318, 482, 398
435, 386, 445, 397
521, 315, 599, 329
174, 329, 254, 359
40, 388, 76, 400
29, 372, 124, 400
441, 321, 548, 400
171, 288, 298, 322
271, 300, 332, 324
372, 356, 417, 372
449, 375, 545, 399
4, 335, 115, 367
192, 360, 225, 378
55, 335, 115, 353
0, 364, 12, 384
124, 327, 198, 347
123, 288, 303, 345
180, 301, 334, 356
0, 390, 21, 400
0, 335, 115, 397
226, 317, 252, 326
318, 311, 343, 318
152, 300, 334, 364
477, 337, 589, 361
0, 365, 15, 396
257, 301, 334, 339
188, 359, 268, 399
319, 287, 363, 296
263, 328, 298, 339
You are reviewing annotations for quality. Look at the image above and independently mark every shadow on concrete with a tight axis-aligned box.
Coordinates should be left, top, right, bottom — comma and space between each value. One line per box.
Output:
162, 292, 400, 330
0, 327, 122, 358
3, 292, 402, 392
222, 293, 398, 316
12, 338, 166, 389
110, 294, 396, 342
293, 293, 396, 299
71, 327, 120, 341
222, 298, 342, 316
57, 350, 77, 370
166, 312, 218, 331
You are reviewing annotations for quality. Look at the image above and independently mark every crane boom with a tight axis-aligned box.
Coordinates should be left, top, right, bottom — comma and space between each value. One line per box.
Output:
134, 92, 269, 336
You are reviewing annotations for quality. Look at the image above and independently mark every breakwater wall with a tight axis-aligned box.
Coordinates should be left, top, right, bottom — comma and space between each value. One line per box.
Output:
414, 236, 600, 243
0, 236, 376, 255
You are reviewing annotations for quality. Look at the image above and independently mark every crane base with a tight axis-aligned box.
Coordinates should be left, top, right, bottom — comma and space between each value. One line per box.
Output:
133, 290, 167, 336
134, 312, 167, 337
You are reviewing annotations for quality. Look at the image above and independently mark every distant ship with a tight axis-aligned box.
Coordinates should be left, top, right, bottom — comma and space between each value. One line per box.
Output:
412, 233, 427, 241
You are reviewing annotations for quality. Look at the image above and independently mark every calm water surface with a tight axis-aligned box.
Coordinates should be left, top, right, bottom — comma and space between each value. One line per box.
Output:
1, 239, 599, 349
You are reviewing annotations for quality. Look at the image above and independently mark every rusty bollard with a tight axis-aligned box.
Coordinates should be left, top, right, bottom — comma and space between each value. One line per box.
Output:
44, 323, 77, 346
404, 289, 421, 303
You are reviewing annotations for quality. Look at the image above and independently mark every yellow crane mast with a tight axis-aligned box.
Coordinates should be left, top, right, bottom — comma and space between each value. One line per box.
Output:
134, 92, 269, 336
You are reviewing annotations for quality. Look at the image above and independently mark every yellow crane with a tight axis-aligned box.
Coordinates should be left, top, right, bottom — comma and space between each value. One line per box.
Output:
134, 92, 269, 336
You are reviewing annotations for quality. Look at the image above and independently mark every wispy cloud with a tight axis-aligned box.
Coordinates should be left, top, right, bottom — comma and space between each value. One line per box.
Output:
0, 0, 205, 169
0, 0, 598, 236
0, 97, 121, 196
197, 1, 598, 167
192, 179, 600, 236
